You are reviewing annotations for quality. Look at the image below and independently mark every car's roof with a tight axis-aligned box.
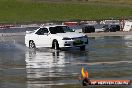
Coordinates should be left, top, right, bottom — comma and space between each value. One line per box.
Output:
40, 25, 67, 28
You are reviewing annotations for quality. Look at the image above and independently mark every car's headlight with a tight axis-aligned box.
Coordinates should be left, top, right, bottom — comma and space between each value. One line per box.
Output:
62, 37, 71, 40
84, 35, 88, 38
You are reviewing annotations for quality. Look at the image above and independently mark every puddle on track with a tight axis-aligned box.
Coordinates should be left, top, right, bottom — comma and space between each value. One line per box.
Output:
0, 35, 132, 88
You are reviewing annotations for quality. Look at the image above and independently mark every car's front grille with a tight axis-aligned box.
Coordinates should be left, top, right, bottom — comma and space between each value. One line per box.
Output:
64, 44, 71, 46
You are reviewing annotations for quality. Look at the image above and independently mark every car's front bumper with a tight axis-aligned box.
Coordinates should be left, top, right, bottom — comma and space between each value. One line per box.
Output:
59, 39, 88, 48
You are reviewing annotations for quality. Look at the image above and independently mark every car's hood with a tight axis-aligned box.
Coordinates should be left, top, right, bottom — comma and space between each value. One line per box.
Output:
56, 32, 85, 38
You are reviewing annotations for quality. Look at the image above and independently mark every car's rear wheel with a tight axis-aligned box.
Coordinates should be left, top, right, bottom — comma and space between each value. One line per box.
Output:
29, 40, 36, 49
52, 40, 60, 50
80, 45, 85, 51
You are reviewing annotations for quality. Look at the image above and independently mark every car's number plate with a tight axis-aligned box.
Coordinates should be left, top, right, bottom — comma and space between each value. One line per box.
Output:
74, 40, 83, 45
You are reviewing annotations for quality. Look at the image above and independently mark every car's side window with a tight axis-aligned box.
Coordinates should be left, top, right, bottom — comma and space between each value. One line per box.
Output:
49, 27, 56, 34
35, 28, 48, 35
49, 26, 65, 34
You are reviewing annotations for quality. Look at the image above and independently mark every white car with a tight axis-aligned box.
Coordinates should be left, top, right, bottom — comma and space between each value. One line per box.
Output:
25, 25, 88, 50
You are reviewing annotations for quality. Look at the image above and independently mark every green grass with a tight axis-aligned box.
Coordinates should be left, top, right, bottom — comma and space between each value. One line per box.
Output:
0, 0, 132, 23
88, 0, 132, 4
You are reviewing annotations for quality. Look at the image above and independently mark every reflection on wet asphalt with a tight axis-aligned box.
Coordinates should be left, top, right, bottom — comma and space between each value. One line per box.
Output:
0, 35, 132, 88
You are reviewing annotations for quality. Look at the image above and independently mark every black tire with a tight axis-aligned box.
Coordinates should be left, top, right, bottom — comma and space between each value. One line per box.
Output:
29, 40, 36, 49
82, 79, 87, 86
52, 40, 60, 50
80, 45, 85, 51
82, 78, 91, 86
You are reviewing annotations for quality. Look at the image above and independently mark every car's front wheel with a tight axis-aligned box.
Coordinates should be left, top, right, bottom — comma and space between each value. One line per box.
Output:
52, 40, 60, 50
29, 40, 36, 49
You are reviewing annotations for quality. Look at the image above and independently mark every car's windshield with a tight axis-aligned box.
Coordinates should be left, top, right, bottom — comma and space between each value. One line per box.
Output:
62, 26, 74, 32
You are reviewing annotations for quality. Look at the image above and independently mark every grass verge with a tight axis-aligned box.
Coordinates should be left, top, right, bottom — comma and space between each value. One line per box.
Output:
0, 0, 132, 23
